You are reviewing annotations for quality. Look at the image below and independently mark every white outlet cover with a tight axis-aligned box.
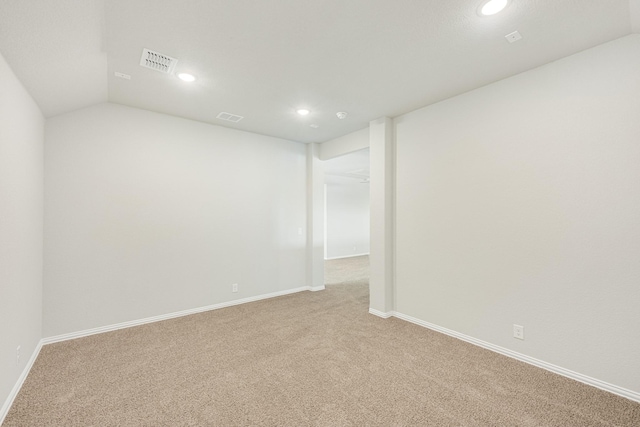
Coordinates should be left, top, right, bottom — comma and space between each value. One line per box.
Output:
513, 324, 524, 340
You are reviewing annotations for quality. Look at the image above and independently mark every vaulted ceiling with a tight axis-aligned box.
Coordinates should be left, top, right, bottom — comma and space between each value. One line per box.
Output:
1, 1, 638, 143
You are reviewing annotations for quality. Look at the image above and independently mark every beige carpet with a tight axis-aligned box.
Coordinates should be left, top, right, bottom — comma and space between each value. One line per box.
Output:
324, 255, 369, 285
5, 276, 640, 425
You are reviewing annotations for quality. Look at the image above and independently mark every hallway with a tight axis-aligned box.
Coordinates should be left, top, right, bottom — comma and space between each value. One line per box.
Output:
324, 255, 369, 286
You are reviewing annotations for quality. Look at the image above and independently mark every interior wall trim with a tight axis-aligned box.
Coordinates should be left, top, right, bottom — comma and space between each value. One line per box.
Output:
42, 286, 313, 345
5, 293, 638, 423
325, 253, 370, 261
0, 341, 43, 425
368, 308, 393, 319
392, 311, 640, 403
3, 285, 323, 421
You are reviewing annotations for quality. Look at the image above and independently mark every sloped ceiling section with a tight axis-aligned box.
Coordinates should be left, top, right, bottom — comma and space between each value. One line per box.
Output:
0, 0, 108, 117
0, 1, 635, 142
104, 0, 632, 143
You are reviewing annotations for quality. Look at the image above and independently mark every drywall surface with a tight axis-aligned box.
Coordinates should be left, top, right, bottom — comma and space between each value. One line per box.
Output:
306, 143, 325, 289
44, 103, 307, 337
369, 117, 394, 314
326, 181, 370, 259
631, 0, 640, 33
320, 128, 369, 161
395, 35, 640, 393
0, 53, 43, 410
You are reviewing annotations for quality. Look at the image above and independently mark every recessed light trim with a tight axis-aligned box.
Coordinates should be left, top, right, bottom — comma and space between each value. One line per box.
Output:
296, 109, 310, 116
479, 0, 508, 16
178, 73, 196, 82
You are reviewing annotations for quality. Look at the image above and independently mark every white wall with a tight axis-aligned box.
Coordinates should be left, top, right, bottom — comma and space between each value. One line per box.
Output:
325, 181, 370, 259
395, 34, 640, 394
0, 53, 43, 413
631, 0, 640, 33
320, 128, 369, 161
44, 103, 307, 337
369, 117, 395, 315
306, 143, 325, 289
323, 146, 371, 260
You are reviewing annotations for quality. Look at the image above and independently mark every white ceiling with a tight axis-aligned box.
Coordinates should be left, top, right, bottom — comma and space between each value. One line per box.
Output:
0, 1, 637, 143
0, 0, 107, 117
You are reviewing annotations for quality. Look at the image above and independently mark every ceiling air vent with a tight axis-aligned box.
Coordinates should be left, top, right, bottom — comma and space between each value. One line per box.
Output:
139, 48, 178, 74
216, 112, 244, 123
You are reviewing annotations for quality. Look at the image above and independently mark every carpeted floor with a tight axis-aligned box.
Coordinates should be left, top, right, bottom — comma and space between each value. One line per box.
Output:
324, 255, 369, 285
4, 260, 640, 425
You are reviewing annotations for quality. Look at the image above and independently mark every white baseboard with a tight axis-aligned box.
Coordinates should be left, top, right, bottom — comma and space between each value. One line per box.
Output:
310, 285, 326, 292
325, 253, 369, 260
42, 286, 312, 345
0, 340, 43, 425
392, 311, 640, 403
368, 308, 393, 319
3, 285, 316, 422
6, 292, 637, 426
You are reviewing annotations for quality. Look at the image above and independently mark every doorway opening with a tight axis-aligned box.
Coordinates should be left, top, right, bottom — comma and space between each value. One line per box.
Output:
322, 148, 370, 287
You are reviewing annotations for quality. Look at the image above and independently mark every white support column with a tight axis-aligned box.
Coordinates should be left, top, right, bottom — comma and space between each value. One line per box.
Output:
306, 143, 325, 291
369, 117, 394, 316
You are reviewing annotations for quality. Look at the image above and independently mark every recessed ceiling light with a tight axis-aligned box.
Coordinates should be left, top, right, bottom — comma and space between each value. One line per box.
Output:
296, 109, 310, 116
177, 73, 196, 82
479, 0, 508, 16
336, 112, 348, 120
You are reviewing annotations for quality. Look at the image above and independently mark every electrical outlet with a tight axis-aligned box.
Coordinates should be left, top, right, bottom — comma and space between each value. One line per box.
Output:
16, 346, 20, 367
513, 324, 524, 340
353, 246, 357, 252
232, 283, 238, 293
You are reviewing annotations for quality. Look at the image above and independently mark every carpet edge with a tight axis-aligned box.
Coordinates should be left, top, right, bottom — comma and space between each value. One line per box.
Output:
41, 286, 312, 345
0, 339, 43, 425
369, 308, 393, 318
392, 311, 640, 403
